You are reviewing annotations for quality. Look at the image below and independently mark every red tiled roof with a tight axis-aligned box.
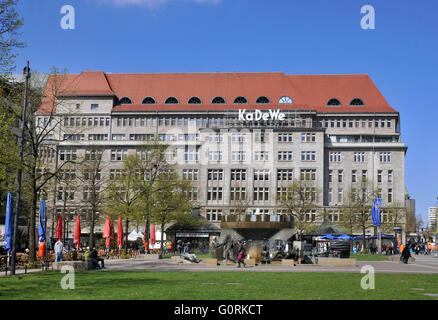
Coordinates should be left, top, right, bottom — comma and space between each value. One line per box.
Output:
37, 71, 397, 114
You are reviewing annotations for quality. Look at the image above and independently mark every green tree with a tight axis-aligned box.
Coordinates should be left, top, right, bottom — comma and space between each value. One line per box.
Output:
77, 148, 109, 248
136, 138, 176, 250
0, 0, 24, 74
381, 201, 406, 234
345, 181, 375, 252
150, 171, 193, 253
105, 154, 143, 253
277, 180, 320, 239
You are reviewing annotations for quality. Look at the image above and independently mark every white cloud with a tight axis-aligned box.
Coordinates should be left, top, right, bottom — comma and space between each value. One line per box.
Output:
91, 0, 221, 8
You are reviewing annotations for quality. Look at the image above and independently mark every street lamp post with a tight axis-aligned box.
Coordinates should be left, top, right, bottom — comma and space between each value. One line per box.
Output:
11, 61, 31, 275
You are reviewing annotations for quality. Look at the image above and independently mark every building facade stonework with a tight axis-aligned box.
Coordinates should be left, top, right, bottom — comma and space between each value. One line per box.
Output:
36, 72, 408, 240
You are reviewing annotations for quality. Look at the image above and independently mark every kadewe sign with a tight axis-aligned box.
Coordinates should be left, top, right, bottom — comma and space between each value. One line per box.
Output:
238, 109, 285, 121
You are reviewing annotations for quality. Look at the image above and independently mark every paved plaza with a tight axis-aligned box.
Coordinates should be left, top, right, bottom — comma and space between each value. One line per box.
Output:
102, 255, 438, 274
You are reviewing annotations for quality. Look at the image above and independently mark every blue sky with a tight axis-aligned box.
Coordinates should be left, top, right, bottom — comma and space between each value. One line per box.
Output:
15, 0, 438, 225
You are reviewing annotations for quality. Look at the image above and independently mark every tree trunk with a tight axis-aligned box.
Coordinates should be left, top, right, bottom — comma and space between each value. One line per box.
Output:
29, 183, 37, 262
89, 209, 95, 248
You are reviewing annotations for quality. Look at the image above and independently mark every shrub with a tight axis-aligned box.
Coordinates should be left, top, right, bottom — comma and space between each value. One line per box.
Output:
120, 253, 131, 259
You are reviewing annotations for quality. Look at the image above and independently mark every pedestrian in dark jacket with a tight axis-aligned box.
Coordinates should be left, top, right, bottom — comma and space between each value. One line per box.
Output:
237, 240, 246, 268
401, 245, 411, 264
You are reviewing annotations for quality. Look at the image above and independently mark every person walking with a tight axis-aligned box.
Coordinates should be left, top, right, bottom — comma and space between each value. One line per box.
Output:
401, 245, 411, 264
237, 240, 246, 268
54, 239, 64, 262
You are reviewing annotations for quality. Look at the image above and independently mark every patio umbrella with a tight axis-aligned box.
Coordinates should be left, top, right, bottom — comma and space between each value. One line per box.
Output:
38, 199, 47, 257
150, 224, 156, 246
4, 192, 14, 253
56, 213, 63, 240
320, 234, 336, 240
73, 216, 81, 249
354, 234, 370, 240
117, 216, 124, 249
337, 234, 354, 240
110, 220, 115, 244
103, 216, 111, 249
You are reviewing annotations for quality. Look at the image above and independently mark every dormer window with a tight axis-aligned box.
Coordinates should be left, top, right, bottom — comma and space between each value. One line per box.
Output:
350, 98, 364, 106
118, 97, 132, 105
212, 96, 226, 104
233, 96, 248, 104
327, 98, 342, 106
278, 96, 293, 104
188, 97, 202, 104
142, 97, 156, 105
256, 96, 270, 104
165, 97, 179, 104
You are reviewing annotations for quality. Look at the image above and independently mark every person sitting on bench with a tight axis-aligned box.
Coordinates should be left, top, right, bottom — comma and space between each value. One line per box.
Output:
89, 247, 105, 269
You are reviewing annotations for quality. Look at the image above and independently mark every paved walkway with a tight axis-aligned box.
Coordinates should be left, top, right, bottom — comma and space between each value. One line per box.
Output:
2, 254, 437, 276
103, 254, 438, 274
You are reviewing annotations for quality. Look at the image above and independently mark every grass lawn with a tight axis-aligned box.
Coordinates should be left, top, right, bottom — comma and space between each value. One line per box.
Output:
0, 271, 437, 300
350, 254, 390, 261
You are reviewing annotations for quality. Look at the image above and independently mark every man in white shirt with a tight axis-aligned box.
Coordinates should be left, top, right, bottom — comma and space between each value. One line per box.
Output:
54, 239, 64, 262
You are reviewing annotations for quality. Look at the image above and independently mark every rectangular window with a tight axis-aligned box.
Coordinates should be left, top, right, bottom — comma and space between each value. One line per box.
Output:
352, 170, 357, 183
207, 169, 223, 181
231, 169, 246, 181
362, 170, 367, 182
254, 151, 269, 161
182, 169, 199, 181
90, 104, 99, 110
329, 152, 341, 162
300, 169, 316, 181
301, 133, 316, 143
184, 146, 199, 162
338, 170, 343, 183
388, 170, 393, 183
205, 209, 222, 222
110, 149, 127, 161
278, 151, 293, 161
254, 169, 270, 181
278, 133, 293, 143
379, 152, 391, 163
231, 151, 246, 161
338, 188, 343, 203
207, 187, 223, 201
388, 188, 393, 203
230, 187, 246, 201
301, 151, 316, 161
378, 170, 382, 183
208, 151, 222, 161
277, 169, 293, 181
354, 152, 366, 163
253, 187, 269, 201
328, 170, 333, 183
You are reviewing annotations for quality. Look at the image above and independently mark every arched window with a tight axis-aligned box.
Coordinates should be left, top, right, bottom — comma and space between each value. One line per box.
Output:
278, 96, 293, 104
142, 97, 156, 105
165, 97, 179, 104
256, 96, 270, 104
327, 98, 342, 106
211, 96, 226, 104
233, 96, 248, 104
350, 98, 364, 106
118, 97, 132, 105
188, 97, 202, 104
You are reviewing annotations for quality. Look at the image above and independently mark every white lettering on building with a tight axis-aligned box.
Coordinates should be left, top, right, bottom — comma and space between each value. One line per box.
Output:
238, 109, 285, 121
